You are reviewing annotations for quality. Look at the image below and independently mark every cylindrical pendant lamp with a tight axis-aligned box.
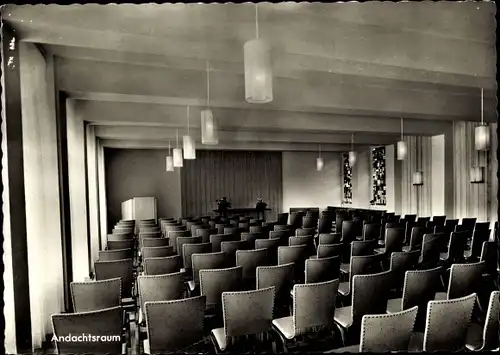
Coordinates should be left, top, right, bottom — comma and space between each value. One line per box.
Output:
201, 61, 219, 145
397, 118, 407, 160
316, 145, 324, 171
183, 106, 196, 159
348, 134, 357, 166
244, 4, 273, 104
173, 129, 183, 167
166, 140, 174, 172
475, 88, 490, 151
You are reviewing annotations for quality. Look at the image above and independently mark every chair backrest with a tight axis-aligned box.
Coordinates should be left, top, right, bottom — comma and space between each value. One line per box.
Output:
443, 218, 459, 232
318, 217, 333, 234
432, 216, 446, 226
256, 263, 294, 301
182, 242, 212, 270
138, 272, 185, 311
317, 243, 343, 259
210, 234, 237, 252
319, 233, 341, 245
289, 235, 314, 247
363, 223, 381, 241
144, 255, 181, 276
190, 224, 206, 237
446, 231, 468, 263
99, 248, 133, 261
191, 251, 227, 283
349, 254, 385, 288
221, 240, 247, 258
341, 220, 357, 245
168, 230, 190, 252
176, 236, 202, 260
236, 248, 269, 280
145, 296, 206, 353
296, 227, 315, 237
196, 228, 218, 243
292, 280, 339, 336
305, 256, 340, 283
423, 293, 476, 351
278, 245, 308, 265
107, 239, 134, 251
469, 229, 491, 260
389, 250, 420, 288
481, 291, 500, 351
351, 271, 392, 326
419, 233, 447, 269
383, 228, 405, 253
224, 226, 241, 237
108, 233, 133, 242
408, 226, 427, 250
249, 225, 266, 235
94, 259, 134, 298
277, 213, 289, 225
480, 241, 498, 276
142, 246, 174, 259
52, 306, 123, 354
222, 287, 275, 338
290, 212, 303, 229
351, 240, 377, 257
447, 262, 485, 299
200, 266, 242, 308
70, 278, 121, 313
474, 222, 490, 231
416, 217, 431, 227
401, 267, 443, 328
302, 216, 317, 229
359, 305, 418, 352
142, 238, 169, 248
241, 232, 262, 249
461, 217, 477, 230
403, 214, 417, 223
270, 230, 289, 244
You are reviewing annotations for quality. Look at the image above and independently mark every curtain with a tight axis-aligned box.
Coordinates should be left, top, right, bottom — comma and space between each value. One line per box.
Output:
181, 150, 282, 217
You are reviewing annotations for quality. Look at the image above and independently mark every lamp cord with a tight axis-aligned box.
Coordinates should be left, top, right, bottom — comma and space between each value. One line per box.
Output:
319, 144, 321, 158
206, 61, 210, 108
176, 129, 179, 148
255, 4, 259, 39
168, 140, 171, 155
351, 134, 354, 151
481, 87, 484, 125
401, 117, 404, 141
187, 106, 190, 134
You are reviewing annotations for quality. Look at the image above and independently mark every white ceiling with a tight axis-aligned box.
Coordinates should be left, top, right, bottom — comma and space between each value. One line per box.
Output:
3, 2, 497, 151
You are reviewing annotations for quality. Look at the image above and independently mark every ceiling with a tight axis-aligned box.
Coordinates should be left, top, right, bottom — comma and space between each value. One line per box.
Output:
3, 2, 497, 151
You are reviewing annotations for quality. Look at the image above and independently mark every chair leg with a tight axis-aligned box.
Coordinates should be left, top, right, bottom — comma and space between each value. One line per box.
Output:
335, 324, 347, 347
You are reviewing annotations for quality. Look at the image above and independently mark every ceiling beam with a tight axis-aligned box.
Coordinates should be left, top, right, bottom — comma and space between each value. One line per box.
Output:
100, 139, 369, 152
57, 58, 496, 121
94, 126, 400, 145
76, 100, 452, 136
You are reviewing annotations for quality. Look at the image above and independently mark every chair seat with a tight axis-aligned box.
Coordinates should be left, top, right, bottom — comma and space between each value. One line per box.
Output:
434, 292, 447, 300
378, 240, 385, 247
373, 248, 385, 255
309, 255, 318, 259
334, 306, 352, 328
439, 252, 448, 260
187, 280, 196, 292
327, 344, 360, 353
408, 332, 424, 352
465, 322, 484, 351
272, 316, 295, 340
338, 282, 350, 296
355, 236, 363, 241
386, 298, 402, 314
340, 263, 350, 274
211, 327, 227, 351
402, 246, 411, 252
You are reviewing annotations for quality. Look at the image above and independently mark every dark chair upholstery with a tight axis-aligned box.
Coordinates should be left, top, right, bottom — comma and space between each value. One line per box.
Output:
338, 254, 385, 298
408, 293, 476, 352
305, 256, 340, 283
70, 278, 121, 313
99, 248, 133, 261
241, 232, 262, 249
52, 306, 124, 354
189, 251, 227, 293
143, 255, 181, 276
340, 240, 377, 275
107, 240, 134, 251
197, 228, 218, 243
319, 233, 342, 245
142, 238, 169, 248
138, 272, 185, 316
199, 266, 242, 311
144, 296, 206, 353
435, 261, 485, 300
255, 238, 281, 265
210, 234, 237, 253
466, 230, 491, 262
142, 246, 174, 259
236, 248, 270, 286
168, 230, 190, 253
316, 243, 343, 259
418, 233, 447, 270
95, 259, 134, 299
439, 231, 468, 266
182, 242, 212, 272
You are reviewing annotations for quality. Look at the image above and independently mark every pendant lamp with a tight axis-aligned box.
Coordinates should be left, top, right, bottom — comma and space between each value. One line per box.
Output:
475, 88, 489, 151
316, 145, 324, 171
397, 117, 407, 160
244, 4, 273, 103
412, 138, 423, 186
348, 134, 357, 166
173, 129, 183, 167
166, 140, 174, 172
201, 61, 219, 145
183, 106, 196, 159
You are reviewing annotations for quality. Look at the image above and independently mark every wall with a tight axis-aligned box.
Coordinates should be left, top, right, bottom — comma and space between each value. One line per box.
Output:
351, 149, 374, 209
19, 43, 64, 348
282, 151, 341, 213
97, 140, 108, 249
104, 148, 182, 228
431, 134, 445, 216
66, 99, 90, 281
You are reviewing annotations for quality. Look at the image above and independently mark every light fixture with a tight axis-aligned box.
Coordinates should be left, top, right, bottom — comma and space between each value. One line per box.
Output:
201, 61, 219, 145
173, 129, 183, 167
475, 88, 490, 151
470, 166, 484, 183
316, 145, 324, 171
166, 140, 174, 172
397, 117, 407, 160
244, 3, 273, 104
183, 106, 196, 159
348, 134, 357, 166
412, 138, 423, 186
